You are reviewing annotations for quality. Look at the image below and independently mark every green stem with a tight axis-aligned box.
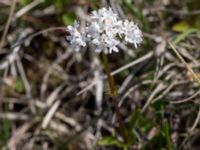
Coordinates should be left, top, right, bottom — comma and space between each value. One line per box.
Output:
102, 53, 127, 142
164, 119, 173, 150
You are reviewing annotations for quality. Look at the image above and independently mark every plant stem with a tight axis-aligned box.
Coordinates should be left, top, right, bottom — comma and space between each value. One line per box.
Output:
164, 119, 173, 150
102, 53, 127, 142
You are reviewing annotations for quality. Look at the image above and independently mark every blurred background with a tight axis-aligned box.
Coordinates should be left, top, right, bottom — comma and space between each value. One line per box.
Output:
0, 0, 200, 149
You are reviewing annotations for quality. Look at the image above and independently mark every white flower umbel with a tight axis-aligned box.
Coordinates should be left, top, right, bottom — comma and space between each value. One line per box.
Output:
86, 7, 121, 54
66, 7, 142, 54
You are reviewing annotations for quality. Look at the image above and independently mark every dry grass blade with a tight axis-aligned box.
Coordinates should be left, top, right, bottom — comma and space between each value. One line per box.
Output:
142, 83, 166, 113
55, 112, 81, 130
42, 100, 61, 129
168, 41, 200, 84
0, 47, 20, 70
46, 85, 64, 107
40, 50, 72, 101
8, 118, 39, 149
16, 56, 31, 97
189, 106, 200, 132
15, 0, 42, 18
0, 112, 28, 121
170, 90, 200, 104
111, 52, 153, 76
0, 0, 16, 50
94, 70, 103, 110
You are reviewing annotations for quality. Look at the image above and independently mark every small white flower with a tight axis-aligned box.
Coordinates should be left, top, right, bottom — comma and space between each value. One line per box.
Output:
66, 21, 86, 51
87, 7, 118, 37
66, 7, 143, 54
92, 33, 119, 54
86, 22, 101, 39
91, 7, 118, 26
104, 34, 120, 53
122, 20, 143, 48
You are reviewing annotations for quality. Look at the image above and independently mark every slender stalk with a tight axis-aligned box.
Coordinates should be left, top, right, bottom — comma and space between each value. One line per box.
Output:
102, 53, 127, 142
164, 119, 173, 150
102, 53, 116, 96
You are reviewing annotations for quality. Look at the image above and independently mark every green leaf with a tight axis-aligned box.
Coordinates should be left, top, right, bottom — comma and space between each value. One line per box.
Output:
62, 12, 76, 25
98, 136, 126, 147
172, 21, 190, 32
20, 0, 31, 5
172, 28, 198, 45
15, 78, 25, 93
142, 132, 166, 150
55, 0, 69, 9
124, 108, 141, 143
0, 104, 10, 147
163, 119, 173, 150
128, 108, 141, 130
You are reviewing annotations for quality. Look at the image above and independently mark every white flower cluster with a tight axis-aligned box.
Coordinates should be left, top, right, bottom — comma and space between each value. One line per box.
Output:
66, 21, 86, 51
66, 7, 142, 54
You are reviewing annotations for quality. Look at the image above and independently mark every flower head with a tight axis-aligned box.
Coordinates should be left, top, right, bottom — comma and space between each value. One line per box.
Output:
66, 7, 142, 54
85, 7, 122, 54
66, 21, 86, 51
